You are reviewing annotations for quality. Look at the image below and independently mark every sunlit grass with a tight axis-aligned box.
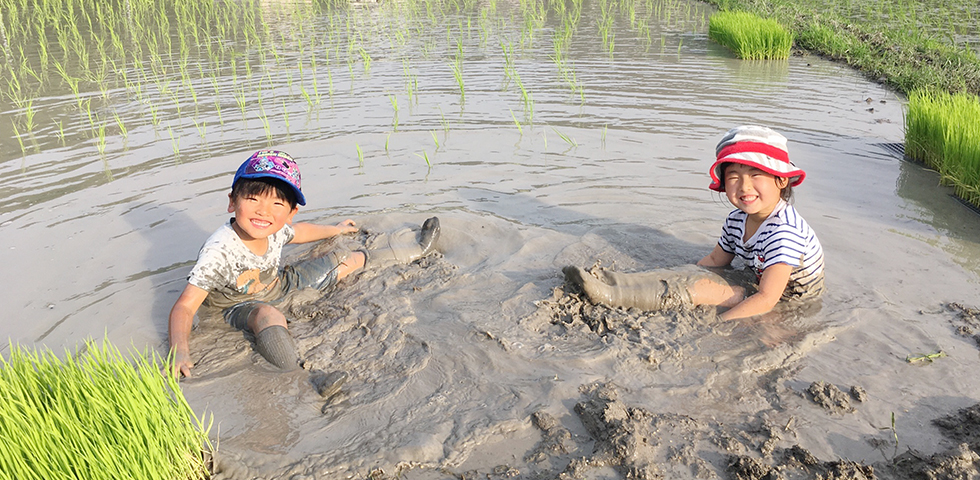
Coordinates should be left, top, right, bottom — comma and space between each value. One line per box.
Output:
708, 11, 792, 60
0, 339, 213, 480
905, 89, 980, 207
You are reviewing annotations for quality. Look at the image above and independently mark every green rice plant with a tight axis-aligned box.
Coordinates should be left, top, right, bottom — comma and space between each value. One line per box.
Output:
552, 127, 577, 147
96, 122, 108, 155
510, 109, 523, 135
905, 350, 947, 363
169, 126, 181, 161
431, 130, 440, 151
55, 119, 66, 144
113, 113, 128, 139
11, 120, 26, 156
905, 90, 980, 208
356, 143, 364, 165
23, 99, 36, 133
416, 150, 431, 167
282, 100, 291, 132
194, 119, 207, 139
450, 61, 465, 100
0, 339, 212, 480
708, 11, 793, 60
389, 95, 399, 130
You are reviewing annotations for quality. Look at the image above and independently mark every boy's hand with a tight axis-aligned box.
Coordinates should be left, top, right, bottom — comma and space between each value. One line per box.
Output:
171, 348, 194, 378
335, 219, 358, 234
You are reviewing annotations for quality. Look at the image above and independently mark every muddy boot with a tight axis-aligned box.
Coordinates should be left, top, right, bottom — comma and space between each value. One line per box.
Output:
254, 325, 301, 371
364, 216, 440, 268
562, 266, 697, 311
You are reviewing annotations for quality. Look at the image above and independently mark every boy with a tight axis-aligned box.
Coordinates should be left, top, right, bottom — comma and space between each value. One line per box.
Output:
169, 150, 440, 377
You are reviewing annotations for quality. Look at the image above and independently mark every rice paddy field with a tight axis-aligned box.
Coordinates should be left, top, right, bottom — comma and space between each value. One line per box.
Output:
2, 0, 980, 479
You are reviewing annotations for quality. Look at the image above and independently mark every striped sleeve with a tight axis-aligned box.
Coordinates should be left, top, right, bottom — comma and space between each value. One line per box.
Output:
717, 209, 746, 256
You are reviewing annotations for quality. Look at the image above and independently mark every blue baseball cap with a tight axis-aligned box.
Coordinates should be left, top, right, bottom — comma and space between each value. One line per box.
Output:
233, 150, 306, 206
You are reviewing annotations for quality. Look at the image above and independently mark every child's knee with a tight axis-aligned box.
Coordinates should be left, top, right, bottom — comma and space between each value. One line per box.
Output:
248, 304, 287, 332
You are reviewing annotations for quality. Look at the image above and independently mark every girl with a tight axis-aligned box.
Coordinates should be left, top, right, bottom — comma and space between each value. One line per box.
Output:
563, 125, 824, 320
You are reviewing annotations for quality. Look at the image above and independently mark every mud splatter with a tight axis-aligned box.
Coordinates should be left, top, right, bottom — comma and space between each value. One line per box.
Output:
948, 303, 980, 349
806, 381, 856, 415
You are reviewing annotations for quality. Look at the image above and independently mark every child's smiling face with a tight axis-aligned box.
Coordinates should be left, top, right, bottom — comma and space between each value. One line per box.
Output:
228, 190, 298, 242
723, 162, 788, 219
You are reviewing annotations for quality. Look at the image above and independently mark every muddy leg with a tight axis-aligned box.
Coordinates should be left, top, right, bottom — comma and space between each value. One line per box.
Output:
563, 265, 740, 311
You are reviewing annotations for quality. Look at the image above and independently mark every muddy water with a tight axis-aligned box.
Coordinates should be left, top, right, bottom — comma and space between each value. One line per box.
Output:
3, 0, 980, 478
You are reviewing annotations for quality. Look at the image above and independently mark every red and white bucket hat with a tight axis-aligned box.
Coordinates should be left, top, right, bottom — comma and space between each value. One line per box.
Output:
708, 125, 805, 192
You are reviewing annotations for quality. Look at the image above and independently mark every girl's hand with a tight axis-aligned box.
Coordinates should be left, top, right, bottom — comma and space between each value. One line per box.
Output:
335, 219, 358, 234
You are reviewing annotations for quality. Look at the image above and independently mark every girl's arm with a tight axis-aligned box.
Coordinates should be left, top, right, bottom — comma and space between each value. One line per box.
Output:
697, 244, 735, 268
290, 219, 358, 244
718, 262, 792, 321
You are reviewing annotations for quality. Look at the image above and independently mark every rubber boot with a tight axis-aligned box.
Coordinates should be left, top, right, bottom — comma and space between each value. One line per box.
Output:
254, 325, 301, 371
365, 216, 440, 268
562, 265, 707, 311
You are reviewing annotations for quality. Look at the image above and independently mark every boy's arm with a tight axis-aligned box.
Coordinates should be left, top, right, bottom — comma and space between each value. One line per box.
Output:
290, 219, 358, 244
168, 284, 210, 378
718, 262, 792, 321
697, 244, 735, 268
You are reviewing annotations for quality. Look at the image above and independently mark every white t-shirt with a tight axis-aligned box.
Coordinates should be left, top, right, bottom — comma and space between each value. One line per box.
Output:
717, 200, 825, 298
188, 220, 295, 309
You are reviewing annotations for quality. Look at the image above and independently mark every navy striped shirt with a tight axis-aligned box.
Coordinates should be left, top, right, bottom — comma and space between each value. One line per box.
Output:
717, 200, 825, 298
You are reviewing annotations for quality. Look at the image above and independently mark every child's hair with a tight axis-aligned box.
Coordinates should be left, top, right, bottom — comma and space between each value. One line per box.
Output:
719, 161, 794, 202
231, 177, 299, 209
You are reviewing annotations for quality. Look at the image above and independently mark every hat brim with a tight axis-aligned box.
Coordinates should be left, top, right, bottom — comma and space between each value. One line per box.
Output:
708, 155, 805, 192
237, 172, 307, 205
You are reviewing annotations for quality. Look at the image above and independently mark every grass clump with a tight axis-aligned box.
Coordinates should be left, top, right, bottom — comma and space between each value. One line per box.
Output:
0, 339, 213, 480
699, 0, 980, 96
709, 11, 793, 60
905, 89, 980, 208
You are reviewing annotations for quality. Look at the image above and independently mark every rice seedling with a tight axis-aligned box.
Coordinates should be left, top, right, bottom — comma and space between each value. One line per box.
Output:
0, 339, 213, 480
416, 150, 431, 167
905, 350, 947, 363
96, 122, 108, 155
260, 110, 273, 143
356, 143, 364, 166
55, 119, 66, 144
22, 99, 37, 133
707, 11, 793, 60
510, 109, 523, 135
431, 130, 440, 151
450, 61, 465, 100
390, 94, 399, 130
169, 126, 181, 162
11, 120, 26, 156
552, 127, 577, 147
601, 124, 608, 147
905, 89, 980, 208
194, 119, 207, 139
113, 113, 128, 139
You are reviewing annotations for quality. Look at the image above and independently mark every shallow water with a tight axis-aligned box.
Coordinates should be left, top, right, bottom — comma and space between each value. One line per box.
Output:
3, 0, 980, 478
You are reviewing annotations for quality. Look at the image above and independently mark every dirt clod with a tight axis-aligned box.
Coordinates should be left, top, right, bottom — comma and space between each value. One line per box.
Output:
806, 381, 855, 414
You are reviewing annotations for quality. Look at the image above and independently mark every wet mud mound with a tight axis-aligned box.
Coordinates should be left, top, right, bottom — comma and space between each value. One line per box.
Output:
948, 303, 980, 350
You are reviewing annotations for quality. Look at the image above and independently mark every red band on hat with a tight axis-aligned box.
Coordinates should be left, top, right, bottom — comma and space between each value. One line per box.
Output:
717, 142, 789, 163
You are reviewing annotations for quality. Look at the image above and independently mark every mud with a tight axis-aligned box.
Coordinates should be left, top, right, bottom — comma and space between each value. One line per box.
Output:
806, 381, 857, 415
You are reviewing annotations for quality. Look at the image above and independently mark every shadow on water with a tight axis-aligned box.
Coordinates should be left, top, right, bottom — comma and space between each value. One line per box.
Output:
120, 203, 210, 347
